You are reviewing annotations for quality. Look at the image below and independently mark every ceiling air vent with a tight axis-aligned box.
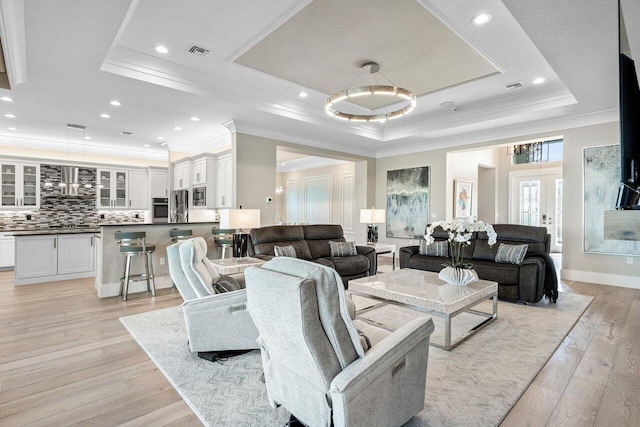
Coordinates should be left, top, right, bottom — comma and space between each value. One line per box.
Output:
504, 82, 524, 90
66, 123, 86, 130
188, 45, 209, 56
120, 131, 134, 136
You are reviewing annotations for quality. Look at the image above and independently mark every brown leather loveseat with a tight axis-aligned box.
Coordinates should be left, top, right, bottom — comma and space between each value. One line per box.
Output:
248, 224, 376, 287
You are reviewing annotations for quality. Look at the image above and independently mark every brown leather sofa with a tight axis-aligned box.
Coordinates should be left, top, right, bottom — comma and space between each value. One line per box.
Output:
248, 224, 376, 286
399, 224, 558, 303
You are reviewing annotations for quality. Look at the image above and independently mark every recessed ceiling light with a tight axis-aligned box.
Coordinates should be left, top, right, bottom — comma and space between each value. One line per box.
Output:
7, 127, 18, 131
143, 144, 151, 147
110, 100, 121, 106
83, 136, 93, 140
532, 77, 546, 85
190, 116, 200, 121
155, 45, 169, 54
157, 136, 165, 140
100, 113, 110, 118
173, 126, 183, 131
0, 96, 14, 102
472, 13, 492, 25
4, 113, 15, 118
299, 91, 308, 98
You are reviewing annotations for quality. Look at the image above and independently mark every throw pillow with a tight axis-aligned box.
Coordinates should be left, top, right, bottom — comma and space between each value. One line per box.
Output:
329, 241, 357, 257
419, 240, 449, 257
495, 243, 528, 265
274, 245, 297, 258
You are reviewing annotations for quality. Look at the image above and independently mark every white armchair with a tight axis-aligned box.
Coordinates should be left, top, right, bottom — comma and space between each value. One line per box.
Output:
166, 238, 259, 353
245, 257, 434, 427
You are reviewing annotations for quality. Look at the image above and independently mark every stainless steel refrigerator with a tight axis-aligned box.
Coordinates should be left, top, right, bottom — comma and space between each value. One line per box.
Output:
171, 189, 188, 223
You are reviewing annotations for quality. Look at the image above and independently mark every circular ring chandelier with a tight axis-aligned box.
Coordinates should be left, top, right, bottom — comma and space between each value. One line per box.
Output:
325, 62, 416, 123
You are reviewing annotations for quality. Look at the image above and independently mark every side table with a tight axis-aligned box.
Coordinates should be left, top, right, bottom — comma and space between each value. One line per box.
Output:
209, 257, 265, 275
360, 243, 397, 272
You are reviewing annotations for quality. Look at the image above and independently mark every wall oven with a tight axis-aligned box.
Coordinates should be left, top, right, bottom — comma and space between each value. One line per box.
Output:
152, 198, 169, 223
193, 186, 206, 207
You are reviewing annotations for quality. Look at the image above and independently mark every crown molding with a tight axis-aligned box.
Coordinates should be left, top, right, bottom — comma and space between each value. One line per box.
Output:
277, 156, 348, 173
375, 108, 618, 158
0, 134, 167, 161
0, 0, 28, 87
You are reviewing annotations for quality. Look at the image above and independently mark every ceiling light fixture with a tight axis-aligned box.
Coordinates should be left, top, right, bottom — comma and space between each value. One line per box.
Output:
173, 126, 183, 130
110, 100, 121, 106
4, 113, 15, 118
100, 113, 110, 118
190, 116, 200, 121
0, 96, 14, 102
299, 91, 308, 98
7, 127, 18, 131
532, 77, 546, 85
157, 136, 165, 140
325, 62, 416, 122
83, 136, 93, 140
155, 45, 169, 54
472, 13, 492, 25
143, 144, 151, 147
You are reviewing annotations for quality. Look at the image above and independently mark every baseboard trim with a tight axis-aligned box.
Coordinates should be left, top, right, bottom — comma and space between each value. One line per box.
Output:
561, 269, 640, 289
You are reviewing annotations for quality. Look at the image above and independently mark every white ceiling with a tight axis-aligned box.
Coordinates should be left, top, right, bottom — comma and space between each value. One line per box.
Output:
0, 0, 636, 162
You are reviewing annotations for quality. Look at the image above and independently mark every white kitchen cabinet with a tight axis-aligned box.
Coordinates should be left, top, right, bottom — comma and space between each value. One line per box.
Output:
97, 169, 128, 209
216, 153, 232, 208
0, 162, 40, 209
14, 233, 97, 285
149, 169, 168, 198
173, 161, 190, 190
0, 232, 15, 268
15, 235, 58, 280
57, 234, 95, 275
191, 158, 207, 185
128, 170, 148, 209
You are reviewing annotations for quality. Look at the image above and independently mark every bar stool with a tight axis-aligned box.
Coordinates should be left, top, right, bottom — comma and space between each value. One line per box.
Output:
169, 228, 192, 243
115, 231, 156, 301
211, 227, 235, 259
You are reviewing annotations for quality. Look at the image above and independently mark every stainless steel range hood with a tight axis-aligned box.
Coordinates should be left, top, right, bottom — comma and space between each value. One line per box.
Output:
61, 166, 80, 195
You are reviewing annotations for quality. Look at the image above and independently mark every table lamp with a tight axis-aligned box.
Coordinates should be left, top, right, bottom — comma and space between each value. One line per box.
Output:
219, 208, 261, 257
360, 208, 385, 245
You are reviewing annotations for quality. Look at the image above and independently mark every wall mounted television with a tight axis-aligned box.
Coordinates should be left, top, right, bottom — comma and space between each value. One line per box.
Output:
616, 4, 640, 210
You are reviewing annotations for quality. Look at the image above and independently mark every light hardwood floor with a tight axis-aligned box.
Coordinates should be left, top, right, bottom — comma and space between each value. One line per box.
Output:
1, 259, 638, 426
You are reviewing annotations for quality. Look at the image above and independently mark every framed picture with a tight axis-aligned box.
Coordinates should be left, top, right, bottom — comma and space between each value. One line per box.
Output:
386, 167, 430, 238
454, 180, 473, 218
583, 145, 640, 255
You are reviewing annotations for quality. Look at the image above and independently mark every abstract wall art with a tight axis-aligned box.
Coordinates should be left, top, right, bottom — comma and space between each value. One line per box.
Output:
386, 166, 429, 238
583, 144, 640, 255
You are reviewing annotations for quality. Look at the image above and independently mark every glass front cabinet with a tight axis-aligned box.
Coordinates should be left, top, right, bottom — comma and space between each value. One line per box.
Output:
0, 162, 40, 209
97, 169, 128, 208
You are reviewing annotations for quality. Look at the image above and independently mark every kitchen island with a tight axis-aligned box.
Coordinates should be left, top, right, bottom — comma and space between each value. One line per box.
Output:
13, 227, 100, 285
96, 222, 220, 298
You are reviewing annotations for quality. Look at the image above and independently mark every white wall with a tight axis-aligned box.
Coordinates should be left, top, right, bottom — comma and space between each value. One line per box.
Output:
278, 162, 357, 238
447, 146, 502, 221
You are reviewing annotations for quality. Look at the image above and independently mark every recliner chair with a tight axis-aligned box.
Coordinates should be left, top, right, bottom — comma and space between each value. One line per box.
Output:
166, 238, 259, 353
245, 257, 434, 427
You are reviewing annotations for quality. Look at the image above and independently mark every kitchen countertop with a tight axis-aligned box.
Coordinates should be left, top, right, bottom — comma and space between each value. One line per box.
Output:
3, 221, 221, 236
10, 228, 101, 236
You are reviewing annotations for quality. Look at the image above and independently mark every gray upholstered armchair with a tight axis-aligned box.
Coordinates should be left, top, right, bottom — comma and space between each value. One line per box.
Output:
245, 257, 434, 427
166, 238, 259, 353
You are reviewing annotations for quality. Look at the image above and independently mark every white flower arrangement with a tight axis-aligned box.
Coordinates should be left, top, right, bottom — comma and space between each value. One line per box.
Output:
425, 219, 497, 269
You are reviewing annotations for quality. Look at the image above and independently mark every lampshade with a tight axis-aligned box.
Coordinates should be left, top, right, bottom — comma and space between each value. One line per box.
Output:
360, 208, 385, 224
219, 209, 261, 230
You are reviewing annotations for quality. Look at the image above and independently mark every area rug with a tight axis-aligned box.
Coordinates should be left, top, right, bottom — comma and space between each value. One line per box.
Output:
120, 292, 592, 427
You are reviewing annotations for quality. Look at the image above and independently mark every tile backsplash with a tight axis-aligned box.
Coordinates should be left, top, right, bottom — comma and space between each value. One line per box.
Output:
0, 164, 145, 230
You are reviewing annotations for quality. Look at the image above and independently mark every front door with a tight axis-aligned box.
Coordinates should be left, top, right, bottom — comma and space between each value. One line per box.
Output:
510, 169, 563, 253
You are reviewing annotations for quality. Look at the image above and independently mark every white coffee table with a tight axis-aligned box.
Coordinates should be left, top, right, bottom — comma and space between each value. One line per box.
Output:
349, 269, 498, 351
209, 257, 265, 275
